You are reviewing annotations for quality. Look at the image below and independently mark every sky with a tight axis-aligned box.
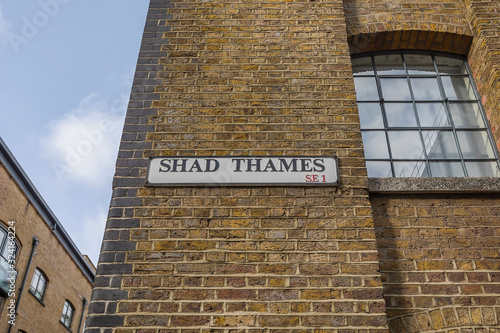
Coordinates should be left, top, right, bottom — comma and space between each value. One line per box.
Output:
0, 0, 150, 265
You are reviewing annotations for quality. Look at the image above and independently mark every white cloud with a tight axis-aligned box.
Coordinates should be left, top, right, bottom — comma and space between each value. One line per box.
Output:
41, 93, 127, 187
78, 209, 108, 265
109, 65, 136, 87
0, 9, 11, 44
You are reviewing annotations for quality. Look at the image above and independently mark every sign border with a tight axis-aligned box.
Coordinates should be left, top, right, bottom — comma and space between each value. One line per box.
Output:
145, 155, 340, 187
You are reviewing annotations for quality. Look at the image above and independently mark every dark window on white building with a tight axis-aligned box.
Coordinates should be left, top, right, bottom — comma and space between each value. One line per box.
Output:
352, 52, 500, 177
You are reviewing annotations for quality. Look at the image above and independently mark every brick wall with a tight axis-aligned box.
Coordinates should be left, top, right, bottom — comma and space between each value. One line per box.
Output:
85, 0, 500, 332
343, 0, 471, 36
465, 0, 500, 150
0, 163, 93, 333
85, 0, 389, 331
372, 193, 500, 332
344, 0, 473, 55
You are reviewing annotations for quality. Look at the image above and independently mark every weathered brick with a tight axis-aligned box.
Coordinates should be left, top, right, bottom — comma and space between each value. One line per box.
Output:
86, 0, 500, 332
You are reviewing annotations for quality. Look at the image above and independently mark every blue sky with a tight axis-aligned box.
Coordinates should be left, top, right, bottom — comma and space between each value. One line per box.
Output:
0, 0, 150, 265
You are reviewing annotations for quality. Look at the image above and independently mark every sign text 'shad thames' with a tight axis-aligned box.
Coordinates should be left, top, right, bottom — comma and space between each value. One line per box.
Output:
147, 156, 338, 186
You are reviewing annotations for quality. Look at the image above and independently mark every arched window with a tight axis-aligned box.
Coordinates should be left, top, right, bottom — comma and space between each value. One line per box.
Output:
29, 268, 48, 302
352, 52, 500, 177
60, 300, 75, 329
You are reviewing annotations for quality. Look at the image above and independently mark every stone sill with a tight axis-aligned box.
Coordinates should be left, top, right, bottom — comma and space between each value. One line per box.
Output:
368, 177, 500, 194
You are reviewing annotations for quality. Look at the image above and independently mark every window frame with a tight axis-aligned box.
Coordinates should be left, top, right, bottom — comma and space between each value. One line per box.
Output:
0, 223, 20, 297
28, 268, 48, 303
352, 51, 500, 178
60, 300, 75, 330
0, 223, 19, 263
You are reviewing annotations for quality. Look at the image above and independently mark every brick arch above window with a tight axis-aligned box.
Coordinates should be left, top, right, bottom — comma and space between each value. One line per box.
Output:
343, 0, 472, 39
348, 31, 473, 57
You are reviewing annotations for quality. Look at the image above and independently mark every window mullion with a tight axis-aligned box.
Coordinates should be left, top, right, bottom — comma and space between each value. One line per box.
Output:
433, 54, 469, 176
463, 59, 500, 171
405, 55, 432, 177
373, 55, 395, 177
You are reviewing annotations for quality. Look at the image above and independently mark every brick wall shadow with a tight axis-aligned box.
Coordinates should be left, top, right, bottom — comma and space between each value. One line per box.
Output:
371, 193, 500, 333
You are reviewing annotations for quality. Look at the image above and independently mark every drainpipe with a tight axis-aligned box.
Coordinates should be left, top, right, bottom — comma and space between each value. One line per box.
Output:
7, 236, 39, 333
77, 297, 88, 333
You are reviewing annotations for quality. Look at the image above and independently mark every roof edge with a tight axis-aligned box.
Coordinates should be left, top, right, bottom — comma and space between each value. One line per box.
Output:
0, 137, 95, 284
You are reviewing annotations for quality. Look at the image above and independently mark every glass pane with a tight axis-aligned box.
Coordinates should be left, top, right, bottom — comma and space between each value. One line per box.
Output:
394, 161, 429, 177
416, 103, 449, 127
352, 57, 374, 75
366, 161, 392, 177
457, 131, 496, 158
36, 281, 44, 296
422, 131, 460, 159
358, 103, 384, 129
374, 54, 405, 75
0, 229, 6, 257
449, 103, 485, 128
30, 272, 39, 292
388, 131, 425, 159
410, 78, 442, 100
441, 76, 475, 100
436, 56, 467, 74
361, 131, 389, 159
405, 54, 435, 74
380, 78, 412, 101
429, 162, 465, 177
466, 161, 500, 177
385, 103, 417, 127
1, 241, 17, 262
354, 77, 379, 101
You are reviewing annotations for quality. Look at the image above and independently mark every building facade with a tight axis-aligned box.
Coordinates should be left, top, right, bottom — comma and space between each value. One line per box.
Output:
0, 138, 95, 333
86, 0, 500, 332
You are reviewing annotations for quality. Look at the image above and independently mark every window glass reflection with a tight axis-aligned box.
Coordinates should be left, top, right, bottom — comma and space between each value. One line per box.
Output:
374, 54, 405, 75
405, 54, 435, 74
411, 78, 442, 100
352, 57, 374, 75
466, 161, 500, 177
393, 161, 429, 177
361, 131, 389, 159
0, 229, 6, 253
380, 78, 412, 100
366, 161, 392, 177
416, 103, 449, 127
435, 56, 467, 74
358, 103, 384, 129
354, 77, 379, 101
385, 103, 417, 127
449, 103, 484, 128
388, 131, 424, 159
441, 76, 475, 100
430, 162, 465, 177
457, 131, 495, 159
422, 130, 460, 159
352, 52, 500, 178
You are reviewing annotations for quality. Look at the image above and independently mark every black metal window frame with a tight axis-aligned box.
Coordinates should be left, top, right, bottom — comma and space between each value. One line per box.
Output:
352, 51, 500, 178
0, 224, 19, 261
28, 268, 48, 302
60, 300, 74, 329
0, 224, 19, 296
